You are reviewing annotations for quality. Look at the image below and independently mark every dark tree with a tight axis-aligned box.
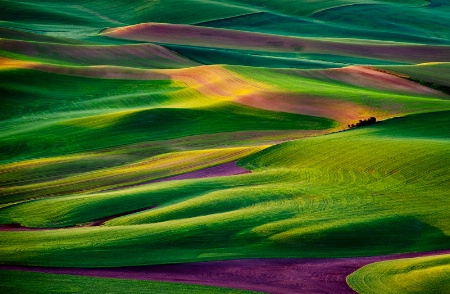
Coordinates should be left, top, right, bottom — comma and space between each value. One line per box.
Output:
348, 117, 377, 129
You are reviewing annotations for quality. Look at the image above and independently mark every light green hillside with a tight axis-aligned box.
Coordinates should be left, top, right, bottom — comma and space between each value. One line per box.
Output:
1, 111, 449, 267
347, 254, 450, 293
0, 146, 264, 204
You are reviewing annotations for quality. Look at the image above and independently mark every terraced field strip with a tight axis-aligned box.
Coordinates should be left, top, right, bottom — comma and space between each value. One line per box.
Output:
0, 146, 264, 203
150, 161, 251, 184
0, 0, 258, 34
4, 57, 446, 136
228, 65, 450, 125
198, 4, 449, 47
0, 38, 200, 68
103, 23, 450, 63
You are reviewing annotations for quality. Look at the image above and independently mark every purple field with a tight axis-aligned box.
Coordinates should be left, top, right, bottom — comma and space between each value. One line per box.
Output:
3, 249, 450, 293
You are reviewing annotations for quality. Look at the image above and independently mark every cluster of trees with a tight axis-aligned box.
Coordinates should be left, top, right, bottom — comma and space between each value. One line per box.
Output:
348, 117, 377, 129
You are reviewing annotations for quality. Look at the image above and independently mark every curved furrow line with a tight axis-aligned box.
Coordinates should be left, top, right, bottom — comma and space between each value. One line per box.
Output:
379, 145, 450, 191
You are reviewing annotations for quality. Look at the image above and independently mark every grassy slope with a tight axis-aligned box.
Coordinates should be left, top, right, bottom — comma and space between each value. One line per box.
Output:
198, 10, 450, 45
347, 254, 450, 293
0, 101, 335, 167
0, 146, 265, 205
0, 27, 84, 44
1, 111, 449, 267
103, 23, 450, 64
2, 63, 448, 204
0, 0, 254, 35
0, 69, 181, 120
0, 39, 200, 68
2, 0, 449, 68
378, 62, 450, 87
164, 45, 342, 69
311, 2, 450, 41
0, 270, 259, 294
227, 65, 450, 115
229, 0, 427, 15
1, 1, 449, 70
4, 0, 425, 34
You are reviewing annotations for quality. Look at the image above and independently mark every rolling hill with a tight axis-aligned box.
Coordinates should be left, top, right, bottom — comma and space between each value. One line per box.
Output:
1, 1, 449, 293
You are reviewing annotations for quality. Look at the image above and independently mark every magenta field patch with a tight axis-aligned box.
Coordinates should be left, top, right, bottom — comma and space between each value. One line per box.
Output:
152, 161, 251, 183
3, 249, 450, 293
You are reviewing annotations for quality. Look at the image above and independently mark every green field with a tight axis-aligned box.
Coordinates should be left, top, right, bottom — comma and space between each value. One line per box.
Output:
0, 270, 259, 294
1, 0, 450, 293
347, 254, 450, 293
